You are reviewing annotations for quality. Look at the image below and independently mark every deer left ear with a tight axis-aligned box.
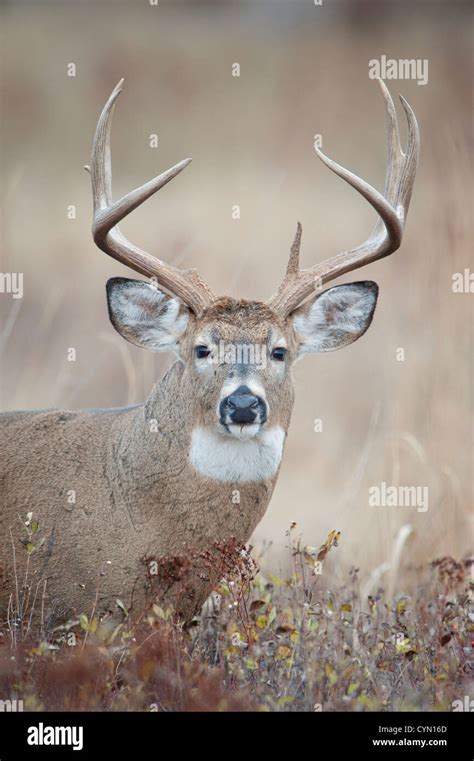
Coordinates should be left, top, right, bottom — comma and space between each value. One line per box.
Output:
291, 281, 378, 354
106, 277, 190, 354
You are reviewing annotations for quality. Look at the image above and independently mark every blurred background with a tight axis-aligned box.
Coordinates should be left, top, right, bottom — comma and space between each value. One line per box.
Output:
1, 0, 472, 590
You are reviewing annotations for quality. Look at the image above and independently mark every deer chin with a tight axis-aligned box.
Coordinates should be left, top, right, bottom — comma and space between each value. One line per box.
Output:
225, 423, 261, 440
189, 425, 285, 483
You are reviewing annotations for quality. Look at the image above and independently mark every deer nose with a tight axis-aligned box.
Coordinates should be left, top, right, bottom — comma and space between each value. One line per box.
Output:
221, 385, 263, 425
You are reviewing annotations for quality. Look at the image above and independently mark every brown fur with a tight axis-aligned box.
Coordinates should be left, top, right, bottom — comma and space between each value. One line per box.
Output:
0, 299, 296, 630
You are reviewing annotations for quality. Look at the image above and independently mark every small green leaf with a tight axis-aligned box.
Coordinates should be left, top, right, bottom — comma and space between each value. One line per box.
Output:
397, 597, 408, 615
244, 658, 258, 670
268, 606, 277, 626
277, 696, 294, 706
324, 663, 338, 685
107, 623, 123, 644
268, 575, 285, 587
116, 598, 128, 618
395, 638, 412, 654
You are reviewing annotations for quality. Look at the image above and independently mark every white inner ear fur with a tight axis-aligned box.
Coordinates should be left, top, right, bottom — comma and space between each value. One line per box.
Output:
189, 426, 285, 483
292, 282, 378, 354
108, 281, 189, 353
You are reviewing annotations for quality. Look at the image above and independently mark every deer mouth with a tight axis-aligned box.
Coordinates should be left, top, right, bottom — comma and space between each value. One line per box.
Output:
224, 422, 262, 440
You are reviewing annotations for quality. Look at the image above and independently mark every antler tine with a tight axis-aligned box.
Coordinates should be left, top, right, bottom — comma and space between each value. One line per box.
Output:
267, 79, 420, 318
88, 80, 215, 316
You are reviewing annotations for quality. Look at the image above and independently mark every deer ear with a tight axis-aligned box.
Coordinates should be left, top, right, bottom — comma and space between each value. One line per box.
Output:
291, 281, 378, 354
106, 278, 190, 353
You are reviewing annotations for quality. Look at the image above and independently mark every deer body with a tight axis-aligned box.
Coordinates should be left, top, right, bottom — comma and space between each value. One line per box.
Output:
0, 80, 419, 631
0, 351, 286, 626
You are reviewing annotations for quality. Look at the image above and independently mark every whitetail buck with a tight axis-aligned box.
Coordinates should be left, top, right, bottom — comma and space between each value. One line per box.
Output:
0, 79, 419, 631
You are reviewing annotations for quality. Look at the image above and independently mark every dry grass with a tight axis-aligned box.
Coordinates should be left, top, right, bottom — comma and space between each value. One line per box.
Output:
0, 528, 471, 712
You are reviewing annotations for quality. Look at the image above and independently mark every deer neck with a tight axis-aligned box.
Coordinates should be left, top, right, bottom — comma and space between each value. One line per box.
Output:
109, 360, 289, 531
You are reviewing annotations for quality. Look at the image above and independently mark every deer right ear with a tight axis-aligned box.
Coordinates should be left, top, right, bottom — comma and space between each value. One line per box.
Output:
290, 281, 378, 354
106, 278, 190, 353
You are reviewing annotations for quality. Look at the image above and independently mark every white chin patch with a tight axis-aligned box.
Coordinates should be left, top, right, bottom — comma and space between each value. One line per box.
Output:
189, 426, 285, 483
226, 423, 260, 440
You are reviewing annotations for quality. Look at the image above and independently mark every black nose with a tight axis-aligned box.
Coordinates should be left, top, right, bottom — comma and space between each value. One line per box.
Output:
220, 385, 263, 425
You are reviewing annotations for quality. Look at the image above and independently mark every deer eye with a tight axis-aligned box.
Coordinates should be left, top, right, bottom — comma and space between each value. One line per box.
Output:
271, 347, 287, 362
195, 345, 211, 359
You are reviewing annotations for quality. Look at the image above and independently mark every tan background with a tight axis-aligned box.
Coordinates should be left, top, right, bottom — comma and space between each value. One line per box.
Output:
1, 0, 472, 587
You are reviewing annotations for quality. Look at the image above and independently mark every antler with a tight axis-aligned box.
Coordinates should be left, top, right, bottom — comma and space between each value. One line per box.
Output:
87, 79, 215, 316
267, 79, 420, 318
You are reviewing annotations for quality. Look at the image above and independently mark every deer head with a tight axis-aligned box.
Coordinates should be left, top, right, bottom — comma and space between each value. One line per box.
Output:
86, 79, 419, 459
